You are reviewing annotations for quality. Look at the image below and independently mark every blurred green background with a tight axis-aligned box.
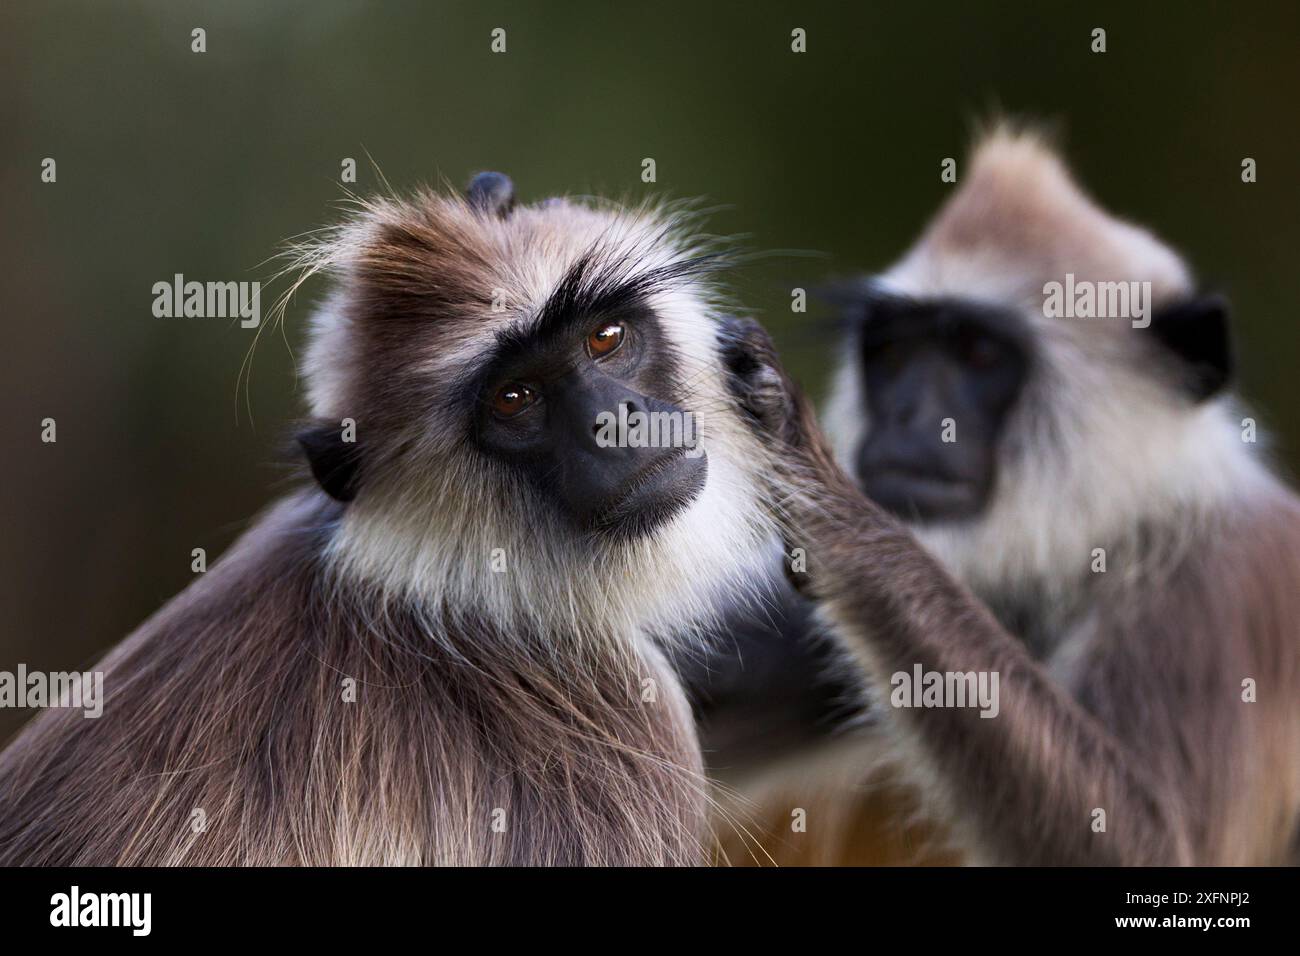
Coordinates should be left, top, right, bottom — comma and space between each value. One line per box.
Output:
2, 1, 1297, 740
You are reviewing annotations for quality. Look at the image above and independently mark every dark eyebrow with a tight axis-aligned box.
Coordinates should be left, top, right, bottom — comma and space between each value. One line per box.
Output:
449, 246, 724, 414
502, 247, 724, 351
848, 287, 1031, 347
813, 277, 902, 333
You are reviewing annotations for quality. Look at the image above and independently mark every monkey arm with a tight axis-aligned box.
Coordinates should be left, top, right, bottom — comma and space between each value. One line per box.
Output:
790, 497, 1196, 865
721, 317, 1198, 864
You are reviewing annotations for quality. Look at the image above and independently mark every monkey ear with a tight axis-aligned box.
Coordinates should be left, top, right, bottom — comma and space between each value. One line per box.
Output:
296, 423, 362, 503
812, 278, 889, 332
1147, 293, 1233, 401
466, 172, 515, 218
813, 277, 876, 308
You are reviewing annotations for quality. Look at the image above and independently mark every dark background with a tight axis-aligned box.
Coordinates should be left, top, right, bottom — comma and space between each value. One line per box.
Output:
2, 0, 1297, 740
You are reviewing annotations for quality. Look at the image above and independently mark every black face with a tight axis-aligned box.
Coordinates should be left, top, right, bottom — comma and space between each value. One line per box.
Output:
474, 304, 708, 541
852, 294, 1029, 522
295, 173, 724, 527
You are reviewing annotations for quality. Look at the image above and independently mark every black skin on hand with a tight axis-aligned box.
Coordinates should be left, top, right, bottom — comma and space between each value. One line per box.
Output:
717, 316, 795, 443
716, 316, 815, 596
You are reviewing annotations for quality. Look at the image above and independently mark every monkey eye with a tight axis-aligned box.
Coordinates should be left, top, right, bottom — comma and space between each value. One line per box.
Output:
965, 335, 1005, 369
587, 322, 625, 358
867, 340, 909, 375
491, 382, 537, 418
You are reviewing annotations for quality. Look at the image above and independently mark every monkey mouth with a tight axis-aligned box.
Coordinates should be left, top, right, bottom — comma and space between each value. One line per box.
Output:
862, 466, 984, 523
588, 449, 709, 542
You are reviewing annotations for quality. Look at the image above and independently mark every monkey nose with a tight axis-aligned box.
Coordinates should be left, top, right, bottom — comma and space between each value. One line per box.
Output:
586, 399, 644, 452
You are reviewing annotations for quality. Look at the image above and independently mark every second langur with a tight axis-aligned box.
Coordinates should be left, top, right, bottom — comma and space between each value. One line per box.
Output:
717, 126, 1300, 865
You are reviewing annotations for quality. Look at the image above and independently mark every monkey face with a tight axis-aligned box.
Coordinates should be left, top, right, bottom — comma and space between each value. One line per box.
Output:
294, 170, 779, 622
474, 305, 709, 541
850, 295, 1030, 522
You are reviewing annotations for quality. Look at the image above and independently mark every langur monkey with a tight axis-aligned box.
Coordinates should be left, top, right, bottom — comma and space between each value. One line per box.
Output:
722, 127, 1300, 865
0, 174, 781, 865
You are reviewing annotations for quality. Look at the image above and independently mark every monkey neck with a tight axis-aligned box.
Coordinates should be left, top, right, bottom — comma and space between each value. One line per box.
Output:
332, 563, 707, 863
955, 486, 1282, 660
912, 408, 1280, 657
320, 470, 776, 650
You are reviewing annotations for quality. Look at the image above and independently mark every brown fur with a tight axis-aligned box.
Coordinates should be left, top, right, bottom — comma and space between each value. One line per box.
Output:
731, 260, 1300, 867
0, 494, 704, 865
711, 736, 960, 866
0, 185, 767, 866
791, 476, 1300, 864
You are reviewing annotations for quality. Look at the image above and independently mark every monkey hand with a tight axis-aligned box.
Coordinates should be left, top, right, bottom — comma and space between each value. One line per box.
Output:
716, 316, 846, 481
716, 316, 798, 446
716, 316, 867, 598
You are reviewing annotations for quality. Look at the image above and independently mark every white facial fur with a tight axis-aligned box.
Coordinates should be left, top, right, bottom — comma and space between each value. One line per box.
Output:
292, 193, 780, 648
